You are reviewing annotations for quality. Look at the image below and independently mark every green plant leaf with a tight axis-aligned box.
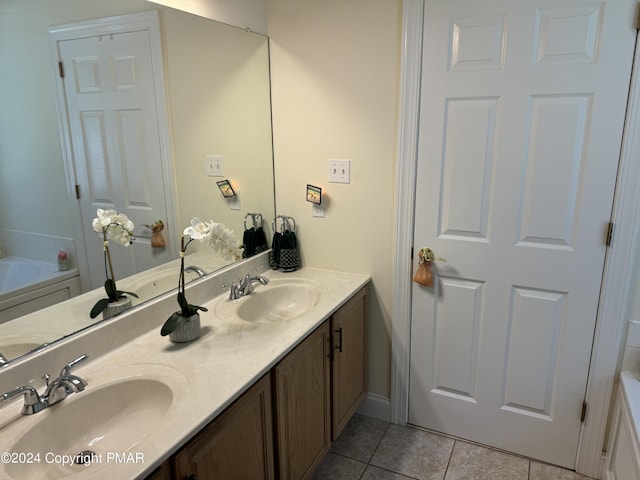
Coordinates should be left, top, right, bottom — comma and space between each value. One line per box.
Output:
90, 298, 110, 319
104, 278, 118, 301
177, 292, 190, 315
160, 311, 186, 336
117, 290, 139, 299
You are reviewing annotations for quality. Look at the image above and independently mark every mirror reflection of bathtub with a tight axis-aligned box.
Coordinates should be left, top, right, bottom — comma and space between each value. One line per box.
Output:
0, 257, 81, 325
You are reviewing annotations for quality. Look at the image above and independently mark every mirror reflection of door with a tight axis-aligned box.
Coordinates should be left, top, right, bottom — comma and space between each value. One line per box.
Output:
55, 16, 174, 290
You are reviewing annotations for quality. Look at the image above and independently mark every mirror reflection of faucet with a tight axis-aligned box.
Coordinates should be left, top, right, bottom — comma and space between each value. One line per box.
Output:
0, 354, 89, 415
184, 265, 207, 278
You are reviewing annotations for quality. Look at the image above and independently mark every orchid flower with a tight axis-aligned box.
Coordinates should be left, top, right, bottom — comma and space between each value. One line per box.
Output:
92, 208, 135, 246
161, 218, 239, 335
89, 208, 138, 318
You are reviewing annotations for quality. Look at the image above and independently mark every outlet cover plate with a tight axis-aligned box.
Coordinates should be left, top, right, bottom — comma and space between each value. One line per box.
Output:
312, 204, 325, 218
328, 159, 350, 184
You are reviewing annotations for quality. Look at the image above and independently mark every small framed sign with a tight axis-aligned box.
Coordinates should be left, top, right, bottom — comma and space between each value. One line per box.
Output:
216, 179, 237, 198
306, 184, 322, 205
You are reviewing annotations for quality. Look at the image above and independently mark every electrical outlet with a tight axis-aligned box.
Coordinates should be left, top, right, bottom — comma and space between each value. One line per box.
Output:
328, 159, 350, 184
206, 155, 224, 177
312, 204, 325, 218
228, 191, 241, 211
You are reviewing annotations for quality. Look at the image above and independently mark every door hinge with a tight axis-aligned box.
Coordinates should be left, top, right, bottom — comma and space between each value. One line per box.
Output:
411, 246, 414, 260
581, 401, 588, 423
58, 61, 65, 79
605, 222, 614, 247
74, 184, 80, 199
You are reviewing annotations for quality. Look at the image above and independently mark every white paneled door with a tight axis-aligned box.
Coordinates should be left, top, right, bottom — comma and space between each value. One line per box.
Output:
409, 0, 637, 468
58, 28, 173, 289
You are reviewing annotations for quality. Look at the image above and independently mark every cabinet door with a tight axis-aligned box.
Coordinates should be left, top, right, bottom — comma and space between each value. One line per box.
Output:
144, 460, 172, 480
274, 322, 331, 480
331, 286, 367, 440
174, 373, 274, 480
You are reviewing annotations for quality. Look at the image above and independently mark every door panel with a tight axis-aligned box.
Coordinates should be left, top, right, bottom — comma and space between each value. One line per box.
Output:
409, 0, 637, 468
59, 30, 172, 289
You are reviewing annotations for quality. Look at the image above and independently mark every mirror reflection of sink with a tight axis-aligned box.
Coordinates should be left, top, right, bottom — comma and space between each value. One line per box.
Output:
127, 268, 204, 303
0, 342, 41, 360
215, 278, 322, 323
4, 364, 190, 479
0, 334, 58, 363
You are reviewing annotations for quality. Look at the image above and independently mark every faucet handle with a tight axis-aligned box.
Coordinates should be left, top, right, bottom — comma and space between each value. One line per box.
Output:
222, 282, 240, 300
59, 353, 89, 377
1, 385, 46, 414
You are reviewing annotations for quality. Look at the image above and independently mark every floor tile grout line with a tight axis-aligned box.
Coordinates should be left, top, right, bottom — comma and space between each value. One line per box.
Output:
368, 420, 391, 462
441, 439, 456, 480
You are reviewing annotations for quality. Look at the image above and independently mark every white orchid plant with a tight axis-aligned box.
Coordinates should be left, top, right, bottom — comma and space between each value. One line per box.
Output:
161, 218, 240, 336
89, 208, 138, 319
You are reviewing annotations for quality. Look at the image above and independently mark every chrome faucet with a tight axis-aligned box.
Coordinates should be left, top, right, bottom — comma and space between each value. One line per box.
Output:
0, 354, 89, 415
184, 265, 207, 277
223, 274, 269, 300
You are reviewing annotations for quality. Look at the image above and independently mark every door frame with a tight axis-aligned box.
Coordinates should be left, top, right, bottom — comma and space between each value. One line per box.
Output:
390, 0, 640, 477
48, 11, 178, 292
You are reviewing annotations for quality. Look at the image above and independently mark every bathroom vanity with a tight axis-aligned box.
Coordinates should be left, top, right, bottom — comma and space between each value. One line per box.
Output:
0, 255, 369, 480
156, 286, 367, 480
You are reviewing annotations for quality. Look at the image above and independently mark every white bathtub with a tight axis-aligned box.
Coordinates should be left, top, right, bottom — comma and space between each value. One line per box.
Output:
603, 372, 640, 479
0, 257, 81, 324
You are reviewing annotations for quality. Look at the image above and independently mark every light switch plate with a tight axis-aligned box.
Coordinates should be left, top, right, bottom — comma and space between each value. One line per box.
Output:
206, 155, 224, 177
328, 159, 350, 184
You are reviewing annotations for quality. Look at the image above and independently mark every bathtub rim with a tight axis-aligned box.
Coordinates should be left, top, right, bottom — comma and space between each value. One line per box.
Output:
0, 256, 79, 301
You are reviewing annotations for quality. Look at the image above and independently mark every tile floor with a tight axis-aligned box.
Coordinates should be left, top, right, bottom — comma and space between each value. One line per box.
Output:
313, 414, 592, 480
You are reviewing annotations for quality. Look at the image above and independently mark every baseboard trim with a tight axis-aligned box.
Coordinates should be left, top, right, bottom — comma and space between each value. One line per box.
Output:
357, 393, 392, 422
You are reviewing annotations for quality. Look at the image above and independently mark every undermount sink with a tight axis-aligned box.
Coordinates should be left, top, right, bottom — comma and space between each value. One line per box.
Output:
4, 364, 190, 479
215, 278, 322, 323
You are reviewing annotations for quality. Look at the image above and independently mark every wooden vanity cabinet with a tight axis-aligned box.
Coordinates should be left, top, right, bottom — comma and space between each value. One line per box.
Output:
172, 373, 274, 480
273, 322, 331, 480
273, 285, 368, 480
330, 286, 367, 440
151, 285, 368, 480
144, 460, 173, 480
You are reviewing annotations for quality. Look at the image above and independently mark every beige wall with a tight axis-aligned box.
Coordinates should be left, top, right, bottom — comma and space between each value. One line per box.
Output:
268, 0, 402, 399
162, 9, 274, 246
146, 0, 268, 35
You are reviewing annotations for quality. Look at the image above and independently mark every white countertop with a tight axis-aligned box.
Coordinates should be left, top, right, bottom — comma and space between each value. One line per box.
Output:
0, 266, 370, 479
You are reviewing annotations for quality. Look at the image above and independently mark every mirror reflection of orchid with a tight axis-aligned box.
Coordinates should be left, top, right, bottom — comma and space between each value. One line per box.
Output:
89, 209, 139, 319
161, 218, 240, 337
183, 217, 243, 260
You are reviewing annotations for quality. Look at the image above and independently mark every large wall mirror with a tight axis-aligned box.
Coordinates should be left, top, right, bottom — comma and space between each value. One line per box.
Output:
0, 0, 275, 364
